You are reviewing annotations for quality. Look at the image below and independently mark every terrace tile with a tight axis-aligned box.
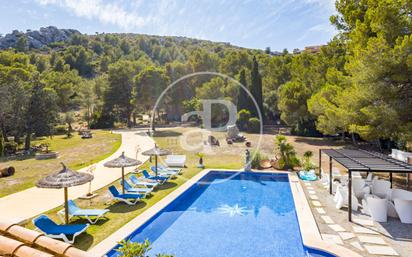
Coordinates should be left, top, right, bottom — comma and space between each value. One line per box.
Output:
322, 234, 343, 245
352, 226, 379, 235
358, 236, 387, 245
353, 218, 374, 227
315, 208, 326, 214
350, 241, 364, 251
309, 195, 319, 200
364, 245, 398, 256
328, 224, 345, 232
320, 215, 334, 224
338, 232, 355, 241
312, 200, 321, 207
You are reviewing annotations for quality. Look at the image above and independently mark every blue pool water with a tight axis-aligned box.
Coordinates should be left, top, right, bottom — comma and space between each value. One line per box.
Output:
107, 171, 334, 257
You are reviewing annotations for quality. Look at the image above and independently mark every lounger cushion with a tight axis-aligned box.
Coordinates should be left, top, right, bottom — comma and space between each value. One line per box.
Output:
34, 216, 87, 235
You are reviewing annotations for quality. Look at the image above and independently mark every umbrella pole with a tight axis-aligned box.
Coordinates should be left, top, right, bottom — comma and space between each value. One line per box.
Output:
155, 155, 158, 177
122, 167, 125, 194
64, 187, 69, 224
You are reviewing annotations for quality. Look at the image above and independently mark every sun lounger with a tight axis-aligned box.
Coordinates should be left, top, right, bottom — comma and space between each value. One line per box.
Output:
33, 215, 89, 244
164, 155, 186, 167
129, 175, 159, 188
57, 200, 109, 225
121, 180, 153, 196
158, 164, 182, 174
142, 170, 169, 183
150, 166, 178, 177
108, 186, 144, 205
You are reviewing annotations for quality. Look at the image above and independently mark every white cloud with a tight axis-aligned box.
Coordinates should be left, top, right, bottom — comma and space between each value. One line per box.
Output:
36, 0, 150, 29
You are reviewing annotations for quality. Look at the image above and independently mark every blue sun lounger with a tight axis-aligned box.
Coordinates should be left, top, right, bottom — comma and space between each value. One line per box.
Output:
33, 215, 89, 244
120, 180, 153, 196
129, 175, 159, 188
108, 186, 144, 205
57, 200, 109, 224
142, 170, 169, 183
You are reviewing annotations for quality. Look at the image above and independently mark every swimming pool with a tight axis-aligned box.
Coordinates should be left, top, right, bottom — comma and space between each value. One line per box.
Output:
106, 171, 334, 257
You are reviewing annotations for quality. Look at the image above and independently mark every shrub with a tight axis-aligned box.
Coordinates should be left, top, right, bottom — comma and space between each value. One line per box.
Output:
4, 142, 17, 155
54, 125, 67, 135
237, 109, 251, 131
116, 240, 173, 257
247, 117, 260, 133
251, 150, 267, 169
274, 135, 300, 170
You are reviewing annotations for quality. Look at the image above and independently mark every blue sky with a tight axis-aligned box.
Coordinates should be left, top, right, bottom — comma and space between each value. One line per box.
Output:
0, 0, 337, 51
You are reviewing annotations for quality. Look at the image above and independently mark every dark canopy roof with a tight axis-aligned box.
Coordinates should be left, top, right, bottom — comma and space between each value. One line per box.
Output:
322, 149, 412, 172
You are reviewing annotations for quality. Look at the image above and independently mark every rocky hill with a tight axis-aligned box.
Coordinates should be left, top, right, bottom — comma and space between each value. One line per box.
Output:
0, 26, 80, 49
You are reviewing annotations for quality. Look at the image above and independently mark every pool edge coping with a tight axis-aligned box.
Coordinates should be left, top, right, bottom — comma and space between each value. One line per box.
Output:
288, 172, 362, 257
88, 169, 361, 257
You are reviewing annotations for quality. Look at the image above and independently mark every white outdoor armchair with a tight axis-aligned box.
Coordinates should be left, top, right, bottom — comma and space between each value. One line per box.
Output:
334, 184, 359, 211
352, 178, 370, 199
394, 199, 412, 224
363, 195, 388, 222
371, 180, 391, 199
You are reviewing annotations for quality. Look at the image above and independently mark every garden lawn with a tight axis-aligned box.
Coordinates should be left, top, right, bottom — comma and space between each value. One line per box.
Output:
0, 130, 121, 198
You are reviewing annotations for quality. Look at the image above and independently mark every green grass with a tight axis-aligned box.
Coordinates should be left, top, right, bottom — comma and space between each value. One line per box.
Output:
0, 130, 121, 197
25, 127, 244, 251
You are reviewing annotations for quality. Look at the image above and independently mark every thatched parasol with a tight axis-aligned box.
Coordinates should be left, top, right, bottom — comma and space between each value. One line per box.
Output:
36, 163, 94, 224
142, 144, 171, 176
104, 152, 141, 194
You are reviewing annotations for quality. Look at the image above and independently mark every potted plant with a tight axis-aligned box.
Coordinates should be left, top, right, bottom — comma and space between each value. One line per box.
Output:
197, 152, 205, 168
299, 151, 317, 181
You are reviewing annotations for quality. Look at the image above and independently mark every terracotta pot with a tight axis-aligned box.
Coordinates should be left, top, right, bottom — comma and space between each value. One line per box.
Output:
260, 160, 272, 169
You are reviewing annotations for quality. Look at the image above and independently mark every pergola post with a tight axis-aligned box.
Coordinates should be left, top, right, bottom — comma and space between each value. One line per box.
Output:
329, 156, 333, 195
390, 172, 393, 188
319, 149, 322, 179
348, 170, 352, 222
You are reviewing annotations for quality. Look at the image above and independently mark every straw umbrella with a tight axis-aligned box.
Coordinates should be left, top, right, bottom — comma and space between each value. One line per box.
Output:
104, 152, 141, 194
36, 163, 94, 224
142, 144, 171, 176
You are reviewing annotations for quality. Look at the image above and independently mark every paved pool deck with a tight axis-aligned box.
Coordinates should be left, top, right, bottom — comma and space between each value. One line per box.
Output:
0, 129, 154, 224
301, 178, 412, 256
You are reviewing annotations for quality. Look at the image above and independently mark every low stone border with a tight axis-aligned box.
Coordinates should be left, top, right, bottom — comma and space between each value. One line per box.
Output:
35, 152, 59, 160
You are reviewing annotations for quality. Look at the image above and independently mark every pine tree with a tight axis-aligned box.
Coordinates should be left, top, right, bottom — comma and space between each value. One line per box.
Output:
250, 56, 264, 120
0, 131, 4, 157
237, 69, 249, 111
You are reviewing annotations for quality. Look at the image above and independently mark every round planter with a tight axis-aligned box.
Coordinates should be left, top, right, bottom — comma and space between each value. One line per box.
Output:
35, 152, 59, 160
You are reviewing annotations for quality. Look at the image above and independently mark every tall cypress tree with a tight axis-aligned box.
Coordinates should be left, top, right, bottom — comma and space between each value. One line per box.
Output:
250, 56, 264, 120
237, 69, 249, 111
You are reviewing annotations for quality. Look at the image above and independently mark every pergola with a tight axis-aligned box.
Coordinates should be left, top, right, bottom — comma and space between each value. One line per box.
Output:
319, 149, 412, 221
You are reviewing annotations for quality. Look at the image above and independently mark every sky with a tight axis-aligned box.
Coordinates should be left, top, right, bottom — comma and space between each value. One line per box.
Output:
0, 0, 337, 51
